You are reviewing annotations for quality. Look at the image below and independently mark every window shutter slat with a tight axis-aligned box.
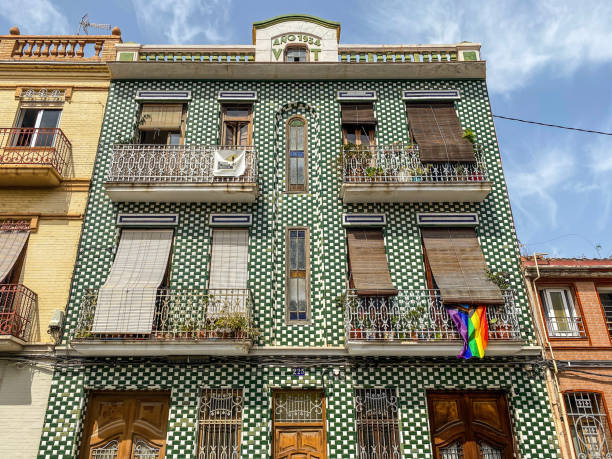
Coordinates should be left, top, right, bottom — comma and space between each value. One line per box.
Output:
140, 104, 183, 130
347, 229, 397, 296
208, 229, 249, 290
421, 227, 503, 304
92, 229, 173, 334
406, 102, 475, 162
341, 104, 377, 125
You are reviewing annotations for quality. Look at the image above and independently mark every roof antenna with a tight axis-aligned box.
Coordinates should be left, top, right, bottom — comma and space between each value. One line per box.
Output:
78, 14, 111, 35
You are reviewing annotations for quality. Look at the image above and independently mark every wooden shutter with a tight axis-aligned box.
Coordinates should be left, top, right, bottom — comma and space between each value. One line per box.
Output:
140, 104, 183, 130
92, 229, 173, 334
406, 102, 475, 162
347, 229, 397, 296
0, 229, 29, 283
421, 228, 503, 304
341, 104, 376, 125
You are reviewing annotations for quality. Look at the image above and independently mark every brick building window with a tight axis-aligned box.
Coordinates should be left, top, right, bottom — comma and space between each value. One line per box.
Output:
564, 392, 612, 458
598, 290, 612, 338
539, 288, 584, 338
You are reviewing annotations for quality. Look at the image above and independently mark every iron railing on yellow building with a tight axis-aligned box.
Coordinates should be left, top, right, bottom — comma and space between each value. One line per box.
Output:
0, 283, 38, 342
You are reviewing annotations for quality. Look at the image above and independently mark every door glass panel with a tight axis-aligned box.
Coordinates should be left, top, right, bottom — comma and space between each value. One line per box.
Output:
440, 441, 463, 459
132, 439, 159, 459
479, 442, 502, 459
274, 390, 323, 423
92, 439, 119, 459
35, 110, 61, 147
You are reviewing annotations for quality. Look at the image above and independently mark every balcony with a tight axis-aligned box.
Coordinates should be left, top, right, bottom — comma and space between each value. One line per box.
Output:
339, 144, 492, 203
0, 284, 37, 351
104, 144, 258, 203
343, 289, 534, 356
70, 288, 255, 356
0, 128, 72, 186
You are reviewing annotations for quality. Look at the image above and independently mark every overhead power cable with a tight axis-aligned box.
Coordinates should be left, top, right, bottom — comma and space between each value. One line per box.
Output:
493, 115, 612, 136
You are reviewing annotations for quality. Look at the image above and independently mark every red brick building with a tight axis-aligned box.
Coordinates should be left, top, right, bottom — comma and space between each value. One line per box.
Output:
523, 256, 612, 458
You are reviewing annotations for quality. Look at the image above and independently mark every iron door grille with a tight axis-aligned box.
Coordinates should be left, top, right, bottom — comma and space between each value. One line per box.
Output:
564, 392, 612, 458
354, 388, 401, 459
198, 388, 243, 459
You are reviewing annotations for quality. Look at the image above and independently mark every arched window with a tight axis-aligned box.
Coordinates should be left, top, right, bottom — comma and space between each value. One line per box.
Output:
285, 46, 308, 62
287, 117, 307, 192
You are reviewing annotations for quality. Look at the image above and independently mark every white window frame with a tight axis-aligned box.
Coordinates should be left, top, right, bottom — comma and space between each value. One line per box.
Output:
15, 107, 62, 147
541, 287, 580, 337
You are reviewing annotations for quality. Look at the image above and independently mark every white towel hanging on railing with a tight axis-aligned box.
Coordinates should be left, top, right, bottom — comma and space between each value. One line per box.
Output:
213, 149, 246, 177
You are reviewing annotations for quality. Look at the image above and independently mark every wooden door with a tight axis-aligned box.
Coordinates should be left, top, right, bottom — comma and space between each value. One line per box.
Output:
273, 390, 327, 459
80, 392, 170, 459
428, 391, 514, 459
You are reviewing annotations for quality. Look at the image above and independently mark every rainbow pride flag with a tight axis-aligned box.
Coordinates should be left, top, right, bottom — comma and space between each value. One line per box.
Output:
446, 305, 488, 359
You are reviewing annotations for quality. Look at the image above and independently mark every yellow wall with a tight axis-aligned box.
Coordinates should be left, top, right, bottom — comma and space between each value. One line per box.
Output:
0, 66, 109, 344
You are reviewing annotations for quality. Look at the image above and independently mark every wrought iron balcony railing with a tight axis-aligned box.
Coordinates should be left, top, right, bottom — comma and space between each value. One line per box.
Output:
71, 288, 255, 342
106, 144, 258, 184
340, 144, 489, 184
0, 127, 72, 178
344, 289, 522, 342
544, 316, 586, 338
0, 284, 38, 342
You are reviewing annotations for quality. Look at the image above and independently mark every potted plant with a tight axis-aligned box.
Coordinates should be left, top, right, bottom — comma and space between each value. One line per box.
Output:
455, 165, 466, 181
412, 166, 425, 182
462, 128, 476, 144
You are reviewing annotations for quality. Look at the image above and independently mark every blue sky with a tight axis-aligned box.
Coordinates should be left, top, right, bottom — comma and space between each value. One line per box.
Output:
2, 0, 611, 258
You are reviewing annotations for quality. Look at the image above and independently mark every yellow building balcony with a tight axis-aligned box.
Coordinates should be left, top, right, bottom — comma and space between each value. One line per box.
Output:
0, 283, 38, 351
0, 127, 72, 186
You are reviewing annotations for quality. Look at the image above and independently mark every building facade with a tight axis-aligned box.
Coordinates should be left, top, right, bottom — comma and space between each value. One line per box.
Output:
523, 257, 612, 459
0, 27, 121, 458
38, 15, 560, 458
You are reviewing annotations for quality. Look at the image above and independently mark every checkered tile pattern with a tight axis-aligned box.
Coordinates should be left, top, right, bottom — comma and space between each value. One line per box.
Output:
37, 79, 558, 458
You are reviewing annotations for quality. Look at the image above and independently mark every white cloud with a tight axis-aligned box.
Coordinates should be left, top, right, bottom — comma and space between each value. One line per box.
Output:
0, 0, 69, 34
132, 0, 231, 44
505, 148, 574, 228
365, 0, 612, 93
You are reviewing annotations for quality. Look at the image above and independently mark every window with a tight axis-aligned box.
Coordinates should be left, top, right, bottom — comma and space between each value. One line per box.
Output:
14, 108, 61, 147
598, 290, 612, 338
539, 288, 583, 338
354, 388, 401, 459
221, 105, 252, 146
285, 46, 307, 62
405, 102, 474, 162
139, 103, 185, 145
198, 388, 243, 459
564, 392, 612, 458
427, 392, 514, 459
287, 228, 309, 322
287, 117, 307, 192
91, 229, 173, 335
341, 104, 376, 146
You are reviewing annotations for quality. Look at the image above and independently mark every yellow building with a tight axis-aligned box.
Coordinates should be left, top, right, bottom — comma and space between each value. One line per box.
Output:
0, 26, 120, 458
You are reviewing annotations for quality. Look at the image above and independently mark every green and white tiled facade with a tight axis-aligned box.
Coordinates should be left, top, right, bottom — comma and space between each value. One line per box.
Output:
38, 78, 560, 458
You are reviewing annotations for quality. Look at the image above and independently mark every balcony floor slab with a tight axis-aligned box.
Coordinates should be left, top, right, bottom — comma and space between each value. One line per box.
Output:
341, 181, 492, 203
70, 340, 252, 356
346, 340, 540, 357
0, 335, 26, 352
0, 165, 62, 187
104, 182, 258, 203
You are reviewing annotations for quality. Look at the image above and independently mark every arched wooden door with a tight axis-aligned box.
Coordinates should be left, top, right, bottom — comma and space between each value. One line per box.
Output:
273, 390, 327, 459
79, 392, 170, 459
428, 391, 515, 459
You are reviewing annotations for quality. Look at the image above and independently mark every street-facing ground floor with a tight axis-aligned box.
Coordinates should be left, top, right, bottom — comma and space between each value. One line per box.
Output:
38, 359, 561, 458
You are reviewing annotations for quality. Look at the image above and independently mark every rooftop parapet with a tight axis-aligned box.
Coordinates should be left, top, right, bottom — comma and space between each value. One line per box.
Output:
0, 26, 122, 62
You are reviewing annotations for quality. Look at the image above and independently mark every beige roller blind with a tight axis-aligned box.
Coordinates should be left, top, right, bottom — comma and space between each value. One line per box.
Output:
92, 229, 173, 334
139, 104, 183, 130
421, 227, 503, 304
347, 229, 397, 296
406, 102, 475, 162
341, 104, 377, 125
0, 229, 29, 283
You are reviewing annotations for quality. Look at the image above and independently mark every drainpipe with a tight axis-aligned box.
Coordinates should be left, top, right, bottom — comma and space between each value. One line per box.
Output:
526, 254, 576, 459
